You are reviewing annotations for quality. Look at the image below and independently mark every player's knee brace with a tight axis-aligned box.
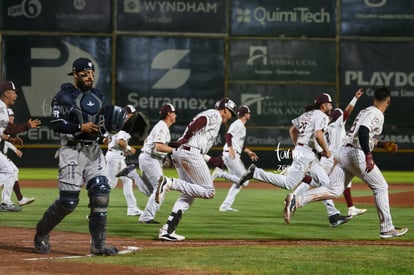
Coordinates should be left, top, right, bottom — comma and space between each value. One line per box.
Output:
86, 176, 110, 212
36, 191, 80, 234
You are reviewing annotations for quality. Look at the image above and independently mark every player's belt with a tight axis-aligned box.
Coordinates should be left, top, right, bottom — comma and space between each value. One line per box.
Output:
181, 145, 201, 154
108, 149, 124, 156
143, 151, 164, 160
297, 143, 319, 155
224, 150, 240, 155
66, 140, 95, 146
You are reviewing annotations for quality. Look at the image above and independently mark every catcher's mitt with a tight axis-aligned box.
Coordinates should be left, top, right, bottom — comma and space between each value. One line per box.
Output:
122, 112, 150, 142
383, 141, 398, 153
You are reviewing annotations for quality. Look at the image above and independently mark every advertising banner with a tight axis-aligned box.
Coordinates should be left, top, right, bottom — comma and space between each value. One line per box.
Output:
231, 0, 336, 36
2, 35, 112, 144
229, 39, 336, 82
340, 40, 414, 148
229, 84, 336, 127
1, 0, 112, 32
116, 36, 225, 126
117, 0, 226, 33
341, 0, 414, 36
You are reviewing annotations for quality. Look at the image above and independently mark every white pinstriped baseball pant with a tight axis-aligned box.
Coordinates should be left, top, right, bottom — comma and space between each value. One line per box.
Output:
169, 146, 215, 214
296, 146, 395, 232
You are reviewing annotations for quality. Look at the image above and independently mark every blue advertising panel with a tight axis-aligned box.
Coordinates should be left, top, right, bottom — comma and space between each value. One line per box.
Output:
229, 84, 336, 127
117, 0, 226, 33
1, 0, 112, 32
340, 40, 414, 148
231, 0, 336, 36
2, 35, 112, 144
229, 39, 336, 82
341, 0, 414, 36
116, 36, 225, 125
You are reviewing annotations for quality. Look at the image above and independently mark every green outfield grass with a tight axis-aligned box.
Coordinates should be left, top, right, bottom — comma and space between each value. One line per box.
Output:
4, 168, 414, 274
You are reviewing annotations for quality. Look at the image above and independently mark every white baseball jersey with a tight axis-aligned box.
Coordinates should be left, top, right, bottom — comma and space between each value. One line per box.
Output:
107, 130, 131, 152
325, 114, 346, 153
223, 119, 245, 154
181, 109, 222, 154
292, 109, 329, 150
0, 100, 9, 137
345, 106, 384, 151
141, 120, 171, 158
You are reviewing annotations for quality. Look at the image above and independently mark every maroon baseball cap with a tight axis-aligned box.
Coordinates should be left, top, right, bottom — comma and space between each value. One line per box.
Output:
125, 104, 137, 114
0, 81, 17, 95
67, 57, 95, 75
314, 93, 333, 105
159, 103, 176, 118
237, 105, 251, 117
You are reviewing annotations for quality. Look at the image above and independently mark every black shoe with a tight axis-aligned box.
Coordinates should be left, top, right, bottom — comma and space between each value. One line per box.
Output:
237, 164, 256, 187
116, 164, 136, 177
329, 214, 352, 228
34, 233, 50, 254
139, 219, 160, 224
91, 245, 119, 256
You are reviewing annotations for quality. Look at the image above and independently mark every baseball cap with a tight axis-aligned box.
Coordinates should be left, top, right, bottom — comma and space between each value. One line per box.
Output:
7, 108, 14, 116
215, 97, 237, 116
159, 103, 176, 118
125, 104, 137, 114
67, 57, 95, 75
237, 105, 251, 117
0, 81, 17, 95
330, 108, 343, 123
314, 93, 333, 105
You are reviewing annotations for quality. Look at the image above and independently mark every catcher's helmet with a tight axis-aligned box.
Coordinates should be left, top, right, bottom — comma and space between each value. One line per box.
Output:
97, 105, 127, 135
215, 97, 237, 116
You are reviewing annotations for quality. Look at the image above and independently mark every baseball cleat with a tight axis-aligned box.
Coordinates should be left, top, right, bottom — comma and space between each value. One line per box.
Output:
329, 214, 352, 228
34, 233, 50, 254
115, 164, 136, 177
155, 176, 172, 204
127, 208, 143, 216
138, 219, 160, 224
237, 164, 256, 187
159, 228, 185, 242
211, 167, 223, 180
0, 203, 22, 212
219, 206, 239, 212
380, 227, 408, 239
18, 197, 35, 206
347, 206, 367, 216
91, 245, 119, 256
283, 193, 296, 224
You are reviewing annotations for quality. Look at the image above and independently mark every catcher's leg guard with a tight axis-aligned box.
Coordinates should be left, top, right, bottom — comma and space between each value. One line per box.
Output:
87, 176, 118, 256
35, 191, 80, 253
166, 210, 183, 234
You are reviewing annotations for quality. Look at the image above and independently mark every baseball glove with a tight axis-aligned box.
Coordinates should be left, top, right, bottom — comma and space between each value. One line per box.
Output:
123, 112, 150, 142
383, 141, 398, 153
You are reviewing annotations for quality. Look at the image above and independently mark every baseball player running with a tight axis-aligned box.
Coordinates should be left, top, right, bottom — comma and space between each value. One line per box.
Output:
155, 98, 237, 241
105, 105, 143, 216
285, 87, 408, 239
290, 89, 366, 226
238, 93, 351, 226
0, 81, 25, 212
132, 103, 177, 224
321, 88, 367, 217
212, 105, 258, 212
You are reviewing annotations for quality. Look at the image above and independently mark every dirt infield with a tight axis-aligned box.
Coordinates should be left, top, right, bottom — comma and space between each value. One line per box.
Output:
1, 181, 413, 274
